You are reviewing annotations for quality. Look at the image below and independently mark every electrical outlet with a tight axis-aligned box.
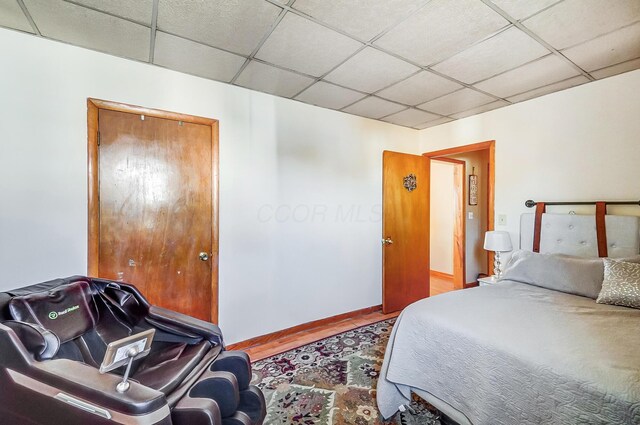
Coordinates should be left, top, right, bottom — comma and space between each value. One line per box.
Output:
498, 214, 507, 226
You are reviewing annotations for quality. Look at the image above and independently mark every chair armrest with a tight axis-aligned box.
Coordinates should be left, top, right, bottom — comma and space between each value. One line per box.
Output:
24, 359, 168, 416
147, 306, 224, 347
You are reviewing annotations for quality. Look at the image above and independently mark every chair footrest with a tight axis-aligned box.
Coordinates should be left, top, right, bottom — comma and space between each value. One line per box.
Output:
222, 411, 253, 425
237, 386, 267, 425
172, 394, 222, 425
210, 351, 251, 391
189, 371, 240, 418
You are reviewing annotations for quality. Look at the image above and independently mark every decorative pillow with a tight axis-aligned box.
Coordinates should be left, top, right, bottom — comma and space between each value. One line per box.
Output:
596, 259, 640, 309
501, 250, 606, 299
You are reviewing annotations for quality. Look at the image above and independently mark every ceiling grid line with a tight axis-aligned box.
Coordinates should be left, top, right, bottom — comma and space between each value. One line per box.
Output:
263, 0, 529, 101
480, 0, 596, 81
62, 0, 149, 27
229, 6, 289, 85
278, 0, 436, 100
557, 18, 640, 51
264, 0, 434, 46
5, 0, 638, 129
16, 0, 40, 36
148, 0, 159, 63
154, 29, 248, 60
287, 44, 368, 99
261, 0, 517, 107
367, 35, 515, 104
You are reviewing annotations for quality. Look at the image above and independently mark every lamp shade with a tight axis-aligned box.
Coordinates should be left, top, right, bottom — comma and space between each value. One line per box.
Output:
483, 231, 512, 252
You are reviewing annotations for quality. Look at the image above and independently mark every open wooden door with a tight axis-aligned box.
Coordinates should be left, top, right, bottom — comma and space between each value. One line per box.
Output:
382, 151, 430, 313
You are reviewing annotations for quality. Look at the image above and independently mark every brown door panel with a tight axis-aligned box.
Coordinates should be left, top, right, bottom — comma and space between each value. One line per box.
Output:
98, 109, 213, 321
382, 151, 430, 313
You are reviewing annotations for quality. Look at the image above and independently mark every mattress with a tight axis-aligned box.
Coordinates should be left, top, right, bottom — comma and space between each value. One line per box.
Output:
377, 281, 640, 424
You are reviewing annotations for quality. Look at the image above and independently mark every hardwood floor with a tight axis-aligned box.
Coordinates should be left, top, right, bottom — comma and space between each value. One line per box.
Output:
241, 309, 400, 362
240, 272, 456, 363
430, 271, 456, 296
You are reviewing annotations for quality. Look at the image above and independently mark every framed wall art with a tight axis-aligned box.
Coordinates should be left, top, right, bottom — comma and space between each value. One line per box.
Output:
469, 167, 478, 206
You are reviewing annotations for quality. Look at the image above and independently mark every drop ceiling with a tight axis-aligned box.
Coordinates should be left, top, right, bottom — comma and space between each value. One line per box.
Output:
2, 0, 639, 129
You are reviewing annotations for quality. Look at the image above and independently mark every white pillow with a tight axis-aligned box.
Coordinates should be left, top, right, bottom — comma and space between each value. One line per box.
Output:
502, 250, 604, 299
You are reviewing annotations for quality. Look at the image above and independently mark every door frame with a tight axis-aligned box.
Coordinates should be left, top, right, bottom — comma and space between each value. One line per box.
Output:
422, 140, 495, 283
87, 98, 220, 323
430, 157, 466, 290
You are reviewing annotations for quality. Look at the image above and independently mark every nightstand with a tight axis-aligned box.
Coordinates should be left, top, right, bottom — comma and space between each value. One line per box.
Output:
478, 276, 498, 286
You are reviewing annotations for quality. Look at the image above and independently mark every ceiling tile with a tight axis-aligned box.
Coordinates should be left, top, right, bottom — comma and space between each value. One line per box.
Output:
523, 0, 640, 50
374, 0, 508, 66
449, 100, 509, 119
0, 0, 34, 33
292, 0, 428, 41
153, 32, 246, 82
24, 0, 150, 61
342, 96, 406, 119
415, 117, 454, 129
488, 0, 561, 20
157, 0, 281, 55
382, 108, 440, 127
295, 81, 366, 110
324, 47, 419, 93
506, 75, 589, 103
562, 22, 640, 72
591, 57, 640, 80
377, 71, 462, 106
234, 61, 315, 98
474, 54, 580, 98
255, 13, 362, 77
67, 0, 153, 25
417, 88, 496, 116
432, 27, 549, 84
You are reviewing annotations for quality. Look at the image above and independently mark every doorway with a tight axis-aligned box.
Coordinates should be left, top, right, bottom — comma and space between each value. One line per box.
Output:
87, 99, 219, 322
429, 158, 465, 295
424, 141, 495, 292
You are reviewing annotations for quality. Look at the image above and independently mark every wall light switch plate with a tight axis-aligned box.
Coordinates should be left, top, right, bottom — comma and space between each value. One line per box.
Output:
498, 214, 507, 226
468, 212, 474, 220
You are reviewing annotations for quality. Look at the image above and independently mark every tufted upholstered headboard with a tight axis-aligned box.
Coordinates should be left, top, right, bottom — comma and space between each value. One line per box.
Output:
520, 213, 640, 258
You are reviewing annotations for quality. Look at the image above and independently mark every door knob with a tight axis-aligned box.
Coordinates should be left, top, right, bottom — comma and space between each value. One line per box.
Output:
199, 252, 210, 261
382, 237, 394, 245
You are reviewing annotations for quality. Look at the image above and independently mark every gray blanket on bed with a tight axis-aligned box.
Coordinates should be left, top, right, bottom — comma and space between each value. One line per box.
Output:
377, 281, 640, 424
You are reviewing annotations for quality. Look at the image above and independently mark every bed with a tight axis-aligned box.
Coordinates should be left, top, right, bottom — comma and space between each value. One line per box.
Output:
377, 210, 640, 425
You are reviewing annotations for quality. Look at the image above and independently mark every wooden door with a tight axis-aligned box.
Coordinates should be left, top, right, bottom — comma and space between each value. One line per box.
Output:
97, 108, 214, 321
382, 151, 430, 313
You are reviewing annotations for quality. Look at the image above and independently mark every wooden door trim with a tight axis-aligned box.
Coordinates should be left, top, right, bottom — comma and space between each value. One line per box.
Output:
431, 158, 465, 290
87, 98, 220, 323
423, 140, 496, 277
452, 162, 465, 290
430, 157, 465, 165
88, 99, 216, 126
422, 140, 494, 158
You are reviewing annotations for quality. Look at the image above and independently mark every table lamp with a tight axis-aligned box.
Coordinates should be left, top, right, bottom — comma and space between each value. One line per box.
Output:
483, 231, 513, 280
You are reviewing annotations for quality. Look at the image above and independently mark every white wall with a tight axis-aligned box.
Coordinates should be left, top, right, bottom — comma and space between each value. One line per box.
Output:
429, 161, 454, 274
0, 28, 421, 343
419, 69, 640, 260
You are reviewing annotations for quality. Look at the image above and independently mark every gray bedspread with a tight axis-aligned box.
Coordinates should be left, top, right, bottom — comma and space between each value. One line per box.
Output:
377, 281, 640, 424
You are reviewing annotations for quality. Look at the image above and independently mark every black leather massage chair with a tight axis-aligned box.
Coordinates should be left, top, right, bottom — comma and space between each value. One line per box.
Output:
0, 275, 266, 425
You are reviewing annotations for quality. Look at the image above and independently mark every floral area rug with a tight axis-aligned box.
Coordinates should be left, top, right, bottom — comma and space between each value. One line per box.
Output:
250, 319, 441, 425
